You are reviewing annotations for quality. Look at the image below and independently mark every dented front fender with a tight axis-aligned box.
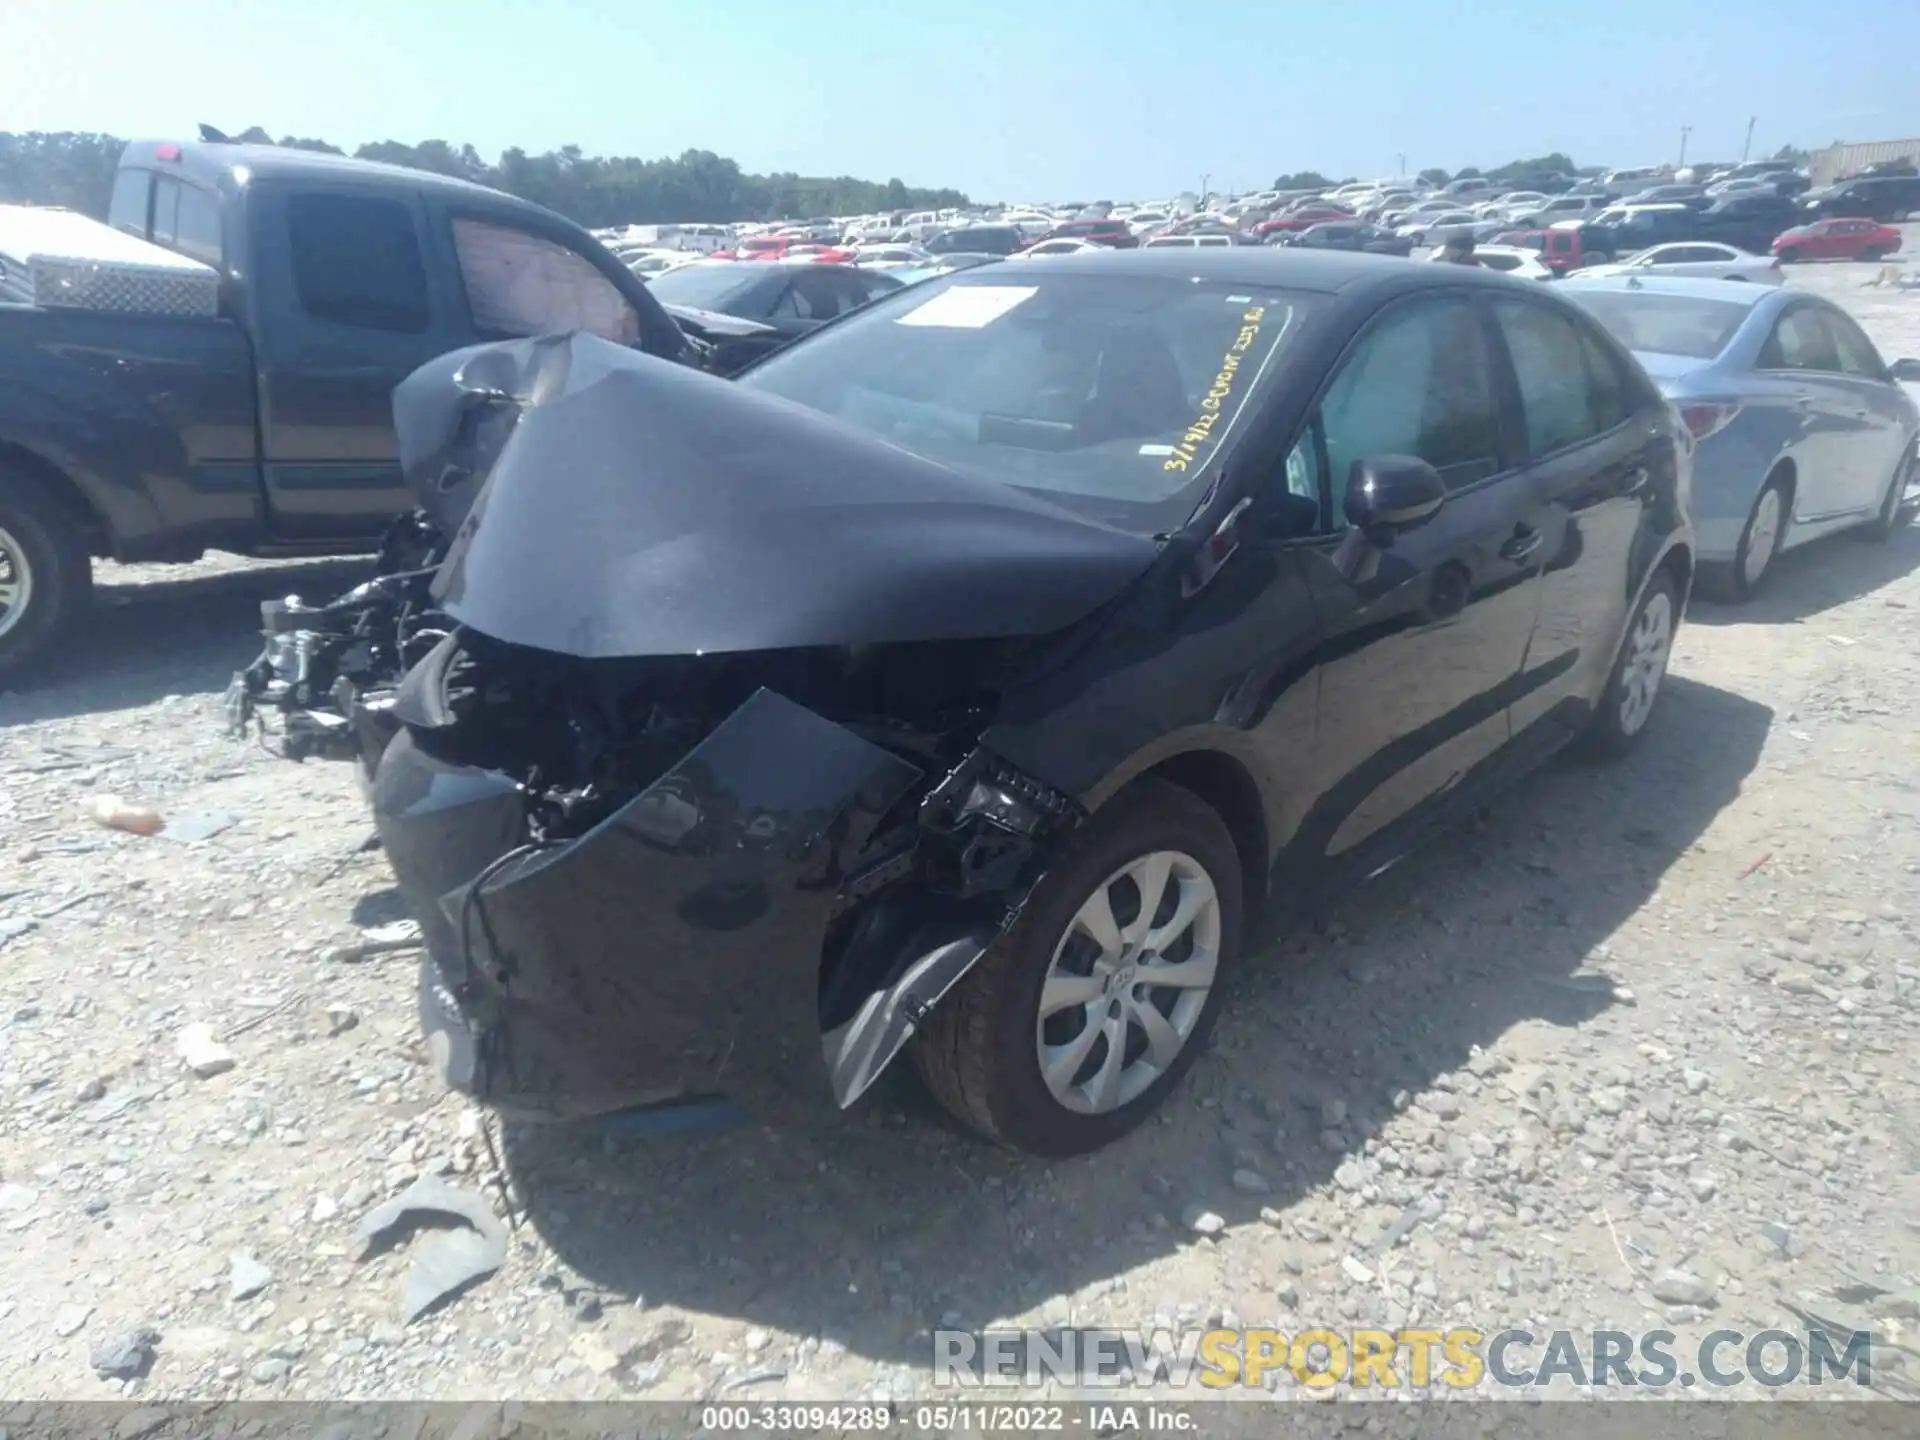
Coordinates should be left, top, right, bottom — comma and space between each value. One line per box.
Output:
378, 689, 952, 1122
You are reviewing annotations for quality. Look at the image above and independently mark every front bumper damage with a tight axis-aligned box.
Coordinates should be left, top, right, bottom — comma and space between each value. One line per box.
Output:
376, 687, 1075, 1124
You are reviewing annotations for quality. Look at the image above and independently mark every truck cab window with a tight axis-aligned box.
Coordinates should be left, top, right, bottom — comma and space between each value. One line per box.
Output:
108, 169, 152, 238
451, 218, 641, 345
286, 193, 432, 335
150, 178, 224, 268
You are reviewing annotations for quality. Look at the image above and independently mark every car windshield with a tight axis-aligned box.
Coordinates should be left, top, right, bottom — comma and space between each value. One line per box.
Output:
645, 264, 764, 311
1561, 290, 1752, 361
738, 273, 1312, 531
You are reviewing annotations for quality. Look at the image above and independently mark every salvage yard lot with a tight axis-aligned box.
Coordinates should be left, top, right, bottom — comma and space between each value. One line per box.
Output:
2, 252, 1919, 1404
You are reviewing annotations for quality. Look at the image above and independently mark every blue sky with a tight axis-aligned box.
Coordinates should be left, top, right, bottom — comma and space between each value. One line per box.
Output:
6, 0, 1919, 200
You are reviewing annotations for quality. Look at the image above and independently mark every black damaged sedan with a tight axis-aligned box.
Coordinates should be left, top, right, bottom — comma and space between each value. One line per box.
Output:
373, 248, 1693, 1157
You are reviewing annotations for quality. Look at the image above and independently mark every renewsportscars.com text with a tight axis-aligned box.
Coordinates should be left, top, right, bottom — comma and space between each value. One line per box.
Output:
932, 1326, 1875, 1391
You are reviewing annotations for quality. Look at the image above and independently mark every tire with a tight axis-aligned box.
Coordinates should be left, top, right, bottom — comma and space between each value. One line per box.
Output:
1720, 472, 1791, 603
1575, 568, 1680, 761
1860, 446, 1915, 541
1778, 245, 1804, 264
1860, 245, 1892, 262
911, 777, 1243, 1157
0, 468, 93, 682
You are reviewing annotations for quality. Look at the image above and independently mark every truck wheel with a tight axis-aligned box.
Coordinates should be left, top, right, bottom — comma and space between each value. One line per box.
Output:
0, 470, 93, 681
911, 777, 1243, 1157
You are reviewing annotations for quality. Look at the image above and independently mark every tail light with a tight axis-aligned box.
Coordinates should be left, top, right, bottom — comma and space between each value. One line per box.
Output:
1679, 402, 1741, 441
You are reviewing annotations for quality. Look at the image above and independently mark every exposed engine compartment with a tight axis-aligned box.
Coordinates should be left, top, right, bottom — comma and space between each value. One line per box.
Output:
224, 511, 449, 766
396, 625, 1085, 1080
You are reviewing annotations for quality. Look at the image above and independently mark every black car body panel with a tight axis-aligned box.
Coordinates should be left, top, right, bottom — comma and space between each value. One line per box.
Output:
426, 333, 1162, 658
645, 263, 905, 374
384, 690, 930, 1120
355, 249, 1694, 1133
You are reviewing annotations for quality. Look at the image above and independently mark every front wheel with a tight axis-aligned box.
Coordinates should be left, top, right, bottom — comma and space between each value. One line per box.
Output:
1860, 447, 1916, 541
0, 470, 94, 682
1860, 245, 1893, 262
1778, 245, 1804, 263
1575, 570, 1679, 760
911, 777, 1243, 1157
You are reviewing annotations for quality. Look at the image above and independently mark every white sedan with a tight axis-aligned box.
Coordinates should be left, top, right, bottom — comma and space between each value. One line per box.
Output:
850, 244, 933, 269
1428, 244, 1553, 279
1568, 241, 1785, 286
1014, 238, 1103, 258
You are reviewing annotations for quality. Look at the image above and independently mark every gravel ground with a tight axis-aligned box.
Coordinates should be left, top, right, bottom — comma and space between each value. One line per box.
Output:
3, 251, 1920, 1408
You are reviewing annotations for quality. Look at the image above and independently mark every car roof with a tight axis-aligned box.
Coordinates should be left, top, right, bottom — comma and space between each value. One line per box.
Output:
118, 138, 515, 207
945, 245, 1512, 294
1555, 274, 1779, 307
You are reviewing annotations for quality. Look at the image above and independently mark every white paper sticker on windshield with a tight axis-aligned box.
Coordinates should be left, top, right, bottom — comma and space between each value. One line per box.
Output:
895, 285, 1037, 328
1138, 444, 1176, 455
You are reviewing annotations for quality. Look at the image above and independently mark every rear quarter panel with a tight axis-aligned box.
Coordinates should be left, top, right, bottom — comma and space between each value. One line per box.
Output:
0, 305, 261, 558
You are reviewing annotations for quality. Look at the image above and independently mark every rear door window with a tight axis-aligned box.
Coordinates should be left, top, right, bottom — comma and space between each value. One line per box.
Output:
1758, 306, 1840, 372
286, 192, 431, 334
108, 168, 152, 238
149, 177, 224, 268
451, 217, 641, 344
1820, 309, 1887, 377
1491, 298, 1625, 457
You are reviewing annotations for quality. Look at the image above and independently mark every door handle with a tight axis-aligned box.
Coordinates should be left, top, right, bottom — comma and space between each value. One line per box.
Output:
1795, 394, 1816, 408
1500, 525, 1544, 562
1623, 465, 1649, 492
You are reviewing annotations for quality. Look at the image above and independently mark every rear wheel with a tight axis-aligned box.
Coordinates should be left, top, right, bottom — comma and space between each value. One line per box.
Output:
911, 778, 1242, 1157
1728, 473, 1790, 601
0, 469, 93, 682
1576, 570, 1679, 760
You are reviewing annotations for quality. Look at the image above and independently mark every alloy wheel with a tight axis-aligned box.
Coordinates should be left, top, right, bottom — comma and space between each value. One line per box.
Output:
0, 524, 34, 642
1617, 591, 1674, 737
1035, 850, 1221, 1115
1743, 487, 1783, 589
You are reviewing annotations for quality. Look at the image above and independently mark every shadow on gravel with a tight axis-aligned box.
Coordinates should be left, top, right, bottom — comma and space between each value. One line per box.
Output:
1687, 520, 1920, 627
0, 557, 371, 729
503, 674, 1772, 1370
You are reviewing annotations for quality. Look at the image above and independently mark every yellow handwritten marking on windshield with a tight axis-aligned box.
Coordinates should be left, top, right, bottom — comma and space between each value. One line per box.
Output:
1164, 307, 1266, 473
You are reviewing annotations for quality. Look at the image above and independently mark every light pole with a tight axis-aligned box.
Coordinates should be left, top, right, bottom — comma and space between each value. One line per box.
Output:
1397, 153, 1407, 177
1200, 173, 1210, 205
1741, 116, 1757, 163
1679, 125, 1692, 170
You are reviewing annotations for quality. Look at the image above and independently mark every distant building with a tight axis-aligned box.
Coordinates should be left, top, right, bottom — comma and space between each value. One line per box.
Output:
1809, 138, 1920, 186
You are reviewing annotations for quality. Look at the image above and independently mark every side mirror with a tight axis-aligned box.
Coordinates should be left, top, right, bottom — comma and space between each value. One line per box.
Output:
1344, 455, 1448, 541
1890, 358, 1920, 382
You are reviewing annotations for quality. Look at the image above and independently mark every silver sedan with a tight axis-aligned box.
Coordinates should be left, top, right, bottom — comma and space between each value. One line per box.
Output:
1561, 277, 1920, 601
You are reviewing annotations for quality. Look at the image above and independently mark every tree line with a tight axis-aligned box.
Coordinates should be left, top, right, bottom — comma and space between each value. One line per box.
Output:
1275, 145, 1811, 192
0, 128, 973, 227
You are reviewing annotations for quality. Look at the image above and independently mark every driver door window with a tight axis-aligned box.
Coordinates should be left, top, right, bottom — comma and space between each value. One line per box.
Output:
1281, 295, 1503, 530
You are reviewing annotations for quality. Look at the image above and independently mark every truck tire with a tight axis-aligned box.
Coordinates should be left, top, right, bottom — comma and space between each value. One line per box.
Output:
0, 468, 93, 681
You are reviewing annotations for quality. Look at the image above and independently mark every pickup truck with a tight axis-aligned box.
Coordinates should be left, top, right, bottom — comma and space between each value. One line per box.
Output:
0, 138, 695, 678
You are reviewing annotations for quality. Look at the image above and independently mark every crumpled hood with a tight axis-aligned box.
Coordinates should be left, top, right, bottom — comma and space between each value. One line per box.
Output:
412, 332, 1163, 659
